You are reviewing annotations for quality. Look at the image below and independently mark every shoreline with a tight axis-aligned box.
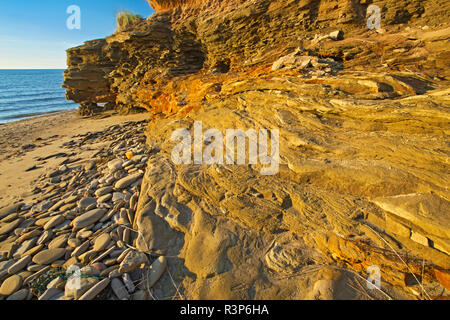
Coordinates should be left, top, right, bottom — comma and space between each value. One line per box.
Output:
0, 108, 77, 125
0, 109, 150, 209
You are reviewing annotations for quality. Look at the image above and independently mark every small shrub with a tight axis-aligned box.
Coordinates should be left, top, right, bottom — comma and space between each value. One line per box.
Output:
116, 10, 143, 33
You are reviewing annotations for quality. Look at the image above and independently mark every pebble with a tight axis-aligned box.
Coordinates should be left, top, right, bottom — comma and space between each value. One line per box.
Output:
65, 277, 99, 300
97, 193, 112, 203
1, 212, 19, 223
132, 290, 148, 300
43, 215, 65, 230
100, 265, 119, 277
14, 227, 25, 236
84, 161, 96, 171
77, 230, 93, 239
47, 169, 60, 178
80, 265, 100, 276
24, 266, 51, 285
35, 200, 56, 213
68, 238, 81, 248
35, 216, 52, 227
0, 274, 23, 295
147, 256, 167, 288
114, 172, 142, 190
53, 220, 71, 231
119, 250, 148, 273
90, 246, 116, 265
117, 248, 132, 263
108, 159, 123, 172
37, 231, 53, 245
72, 209, 106, 229
64, 195, 78, 204
48, 234, 69, 249
63, 257, 79, 268
13, 238, 37, 259
49, 292, 65, 300
8, 255, 32, 274
122, 273, 135, 293
71, 240, 90, 258
122, 229, 131, 244
0, 218, 24, 236
78, 197, 97, 210
85, 203, 98, 212
32, 248, 66, 265
95, 186, 113, 198
111, 278, 129, 300
122, 160, 133, 167
27, 264, 46, 272
92, 222, 104, 232
91, 262, 107, 273
112, 192, 125, 202
20, 244, 44, 258
6, 288, 29, 300
0, 203, 22, 219
78, 278, 110, 300
88, 179, 99, 191
18, 229, 41, 243
46, 276, 64, 289
39, 288, 62, 300
93, 233, 111, 252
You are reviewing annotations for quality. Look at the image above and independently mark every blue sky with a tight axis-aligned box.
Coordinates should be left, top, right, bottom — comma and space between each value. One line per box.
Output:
0, 1, 154, 69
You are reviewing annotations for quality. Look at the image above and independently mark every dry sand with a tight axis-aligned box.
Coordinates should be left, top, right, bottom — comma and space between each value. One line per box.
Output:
0, 110, 150, 209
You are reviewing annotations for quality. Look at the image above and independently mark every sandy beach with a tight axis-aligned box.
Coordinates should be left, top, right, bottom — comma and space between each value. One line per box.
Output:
0, 110, 150, 209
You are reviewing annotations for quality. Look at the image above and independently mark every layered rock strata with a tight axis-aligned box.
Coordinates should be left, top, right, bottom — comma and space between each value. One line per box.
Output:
62, 0, 450, 299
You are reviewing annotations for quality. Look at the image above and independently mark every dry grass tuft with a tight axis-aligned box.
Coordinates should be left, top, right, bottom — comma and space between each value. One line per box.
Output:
116, 10, 143, 33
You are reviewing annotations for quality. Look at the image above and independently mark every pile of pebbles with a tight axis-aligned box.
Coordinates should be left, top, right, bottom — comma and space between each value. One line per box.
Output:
0, 120, 168, 300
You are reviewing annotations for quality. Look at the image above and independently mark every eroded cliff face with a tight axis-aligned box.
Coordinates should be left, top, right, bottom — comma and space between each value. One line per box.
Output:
63, 0, 450, 299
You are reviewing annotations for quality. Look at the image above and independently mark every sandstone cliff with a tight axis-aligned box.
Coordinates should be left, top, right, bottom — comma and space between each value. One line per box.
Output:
63, 0, 450, 299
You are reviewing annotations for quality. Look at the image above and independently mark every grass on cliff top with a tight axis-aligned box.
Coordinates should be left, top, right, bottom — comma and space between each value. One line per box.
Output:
116, 10, 143, 33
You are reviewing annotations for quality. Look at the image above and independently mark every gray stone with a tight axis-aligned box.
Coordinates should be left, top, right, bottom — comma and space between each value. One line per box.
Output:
37, 231, 53, 245
65, 277, 99, 300
43, 215, 65, 230
0, 218, 23, 235
78, 278, 110, 300
8, 255, 32, 274
6, 288, 29, 300
122, 273, 135, 293
111, 278, 129, 300
48, 234, 69, 249
112, 192, 125, 202
119, 250, 148, 273
95, 187, 113, 198
0, 275, 23, 295
39, 288, 62, 300
108, 159, 123, 172
0, 204, 22, 219
78, 197, 97, 210
32, 248, 66, 265
93, 233, 111, 252
72, 209, 106, 229
97, 193, 112, 204
115, 173, 143, 190
71, 240, 90, 258
147, 256, 167, 288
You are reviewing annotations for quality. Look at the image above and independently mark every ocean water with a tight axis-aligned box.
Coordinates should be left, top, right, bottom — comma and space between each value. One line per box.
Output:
0, 69, 78, 124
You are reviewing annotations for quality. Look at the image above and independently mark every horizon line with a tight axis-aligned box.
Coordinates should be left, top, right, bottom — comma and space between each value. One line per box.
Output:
0, 68, 67, 70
